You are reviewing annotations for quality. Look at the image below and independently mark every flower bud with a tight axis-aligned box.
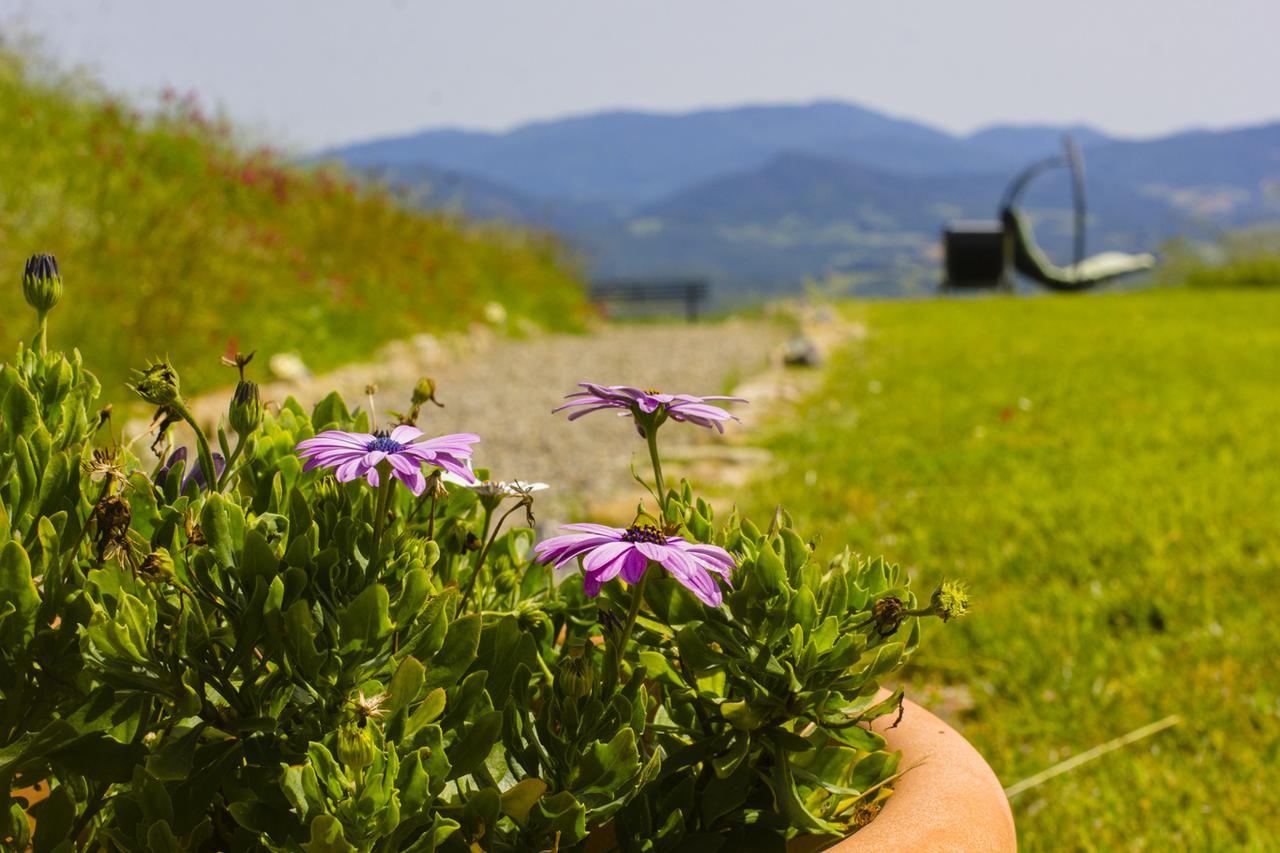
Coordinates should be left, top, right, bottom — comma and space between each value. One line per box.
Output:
493, 569, 517, 595
555, 648, 596, 700
411, 377, 439, 408
514, 599, 549, 632
22, 253, 62, 314
139, 549, 176, 583
130, 360, 182, 407
871, 596, 906, 637
931, 581, 970, 622
228, 379, 263, 436
337, 722, 377, 771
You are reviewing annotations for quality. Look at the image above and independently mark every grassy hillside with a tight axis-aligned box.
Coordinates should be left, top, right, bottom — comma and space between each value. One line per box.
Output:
745, 289, 1280, 849
0, 49, 584, 396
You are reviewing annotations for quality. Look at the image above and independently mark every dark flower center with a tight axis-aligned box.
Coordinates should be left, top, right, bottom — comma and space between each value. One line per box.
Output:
644, 387, 661, 395
621, 523, 666, 544
366, 431, 406, 453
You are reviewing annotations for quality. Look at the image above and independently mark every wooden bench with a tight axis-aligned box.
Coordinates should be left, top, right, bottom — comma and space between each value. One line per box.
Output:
588, 278, 710, 322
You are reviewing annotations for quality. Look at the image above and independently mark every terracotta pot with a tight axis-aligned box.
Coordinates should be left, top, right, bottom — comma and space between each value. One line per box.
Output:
589, 692, 1014, 852
790, 692, 1015, 851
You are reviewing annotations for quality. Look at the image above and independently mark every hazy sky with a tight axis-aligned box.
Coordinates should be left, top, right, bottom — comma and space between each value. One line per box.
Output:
3, 0, 1276, 152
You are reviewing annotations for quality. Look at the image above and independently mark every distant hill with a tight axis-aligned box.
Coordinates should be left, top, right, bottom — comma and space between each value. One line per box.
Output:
963, 123, 1113, 162
318, 101, 1280, 299
321, 101, 1005, 204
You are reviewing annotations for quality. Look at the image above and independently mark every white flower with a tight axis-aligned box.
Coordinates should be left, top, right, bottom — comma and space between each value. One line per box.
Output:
442, 472, 549, 497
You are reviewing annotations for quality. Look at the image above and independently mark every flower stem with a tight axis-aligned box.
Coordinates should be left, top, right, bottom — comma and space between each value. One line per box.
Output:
170, 399, 218, 498
34, 312, 48, 356
645, 428, 667, 512
612, 570, 650, 681
216, 434, 246, 491
460, 502, 522, 611
370, 467, 395, 571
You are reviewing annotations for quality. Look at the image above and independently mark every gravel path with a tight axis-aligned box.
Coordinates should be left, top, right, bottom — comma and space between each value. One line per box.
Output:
190, 319, 788, 529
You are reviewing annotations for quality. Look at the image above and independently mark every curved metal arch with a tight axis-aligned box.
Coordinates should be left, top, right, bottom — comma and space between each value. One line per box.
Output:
998, 135, 1088, 267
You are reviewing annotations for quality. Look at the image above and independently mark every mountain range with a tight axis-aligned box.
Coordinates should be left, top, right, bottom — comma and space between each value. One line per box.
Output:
317, 101, 1280, 299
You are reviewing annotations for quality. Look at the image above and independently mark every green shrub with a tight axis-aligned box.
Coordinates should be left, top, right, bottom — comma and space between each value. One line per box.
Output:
0, 258, 960, 851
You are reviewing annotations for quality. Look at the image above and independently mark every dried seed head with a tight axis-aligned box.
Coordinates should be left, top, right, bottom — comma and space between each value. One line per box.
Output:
139, 548, 176, 583
93, 494, 133, 561
83, 447, 125, 484
130, 360, 182, 407
872, 596, 906, 637
351, 690, 388, 723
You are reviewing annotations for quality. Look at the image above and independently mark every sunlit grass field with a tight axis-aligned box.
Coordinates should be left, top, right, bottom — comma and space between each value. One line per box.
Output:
746, 288, 1280, 850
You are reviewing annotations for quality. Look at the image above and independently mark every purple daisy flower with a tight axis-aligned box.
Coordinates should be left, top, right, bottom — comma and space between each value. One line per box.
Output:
533, 522, 736, 607
553, 383, 746, 433
158, 447, 226, 493
296, 425, 479, 496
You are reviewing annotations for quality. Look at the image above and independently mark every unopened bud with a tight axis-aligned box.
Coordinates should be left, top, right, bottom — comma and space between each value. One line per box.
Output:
493, 569, 517, 594
130, 360, 182, 407
22, 253, 62, 314
555, 647, 596, 699
228, 379, 262, 436
337, 722, 376, 771
515, 599, 549, 632
411, 377, 441, 408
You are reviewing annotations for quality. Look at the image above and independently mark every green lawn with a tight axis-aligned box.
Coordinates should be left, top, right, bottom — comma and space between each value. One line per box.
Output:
746, 289, 1280, 850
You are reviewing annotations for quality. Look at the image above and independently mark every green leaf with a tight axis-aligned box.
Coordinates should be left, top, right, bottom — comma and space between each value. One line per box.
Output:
404, 688, 447, 740
769, 754, 840, 835
146, 820, 181, 852
310, 392, 351, 430
3, 381, 39, 439
500, 778, 548, 824
199, 493, 238, 569
788, 587, 818, 638
395, 749, 433, 815
146, 725, 204, 781
459, 787, 501, 844
239, 528, 280, 586
0, 541, 38, 646
780, 528, 810, 577
445, 710, 502, 780
30, 783, 75, 850
283, 599, 324, 679
570, 728, 640, 795
339, 584, 392, 653
850, 750, 901, 793
676, 625, 724, 674
422, 613, 480, 692
721, 700, 766, 732
755, 542, 787, 595
398, 814, 460, 853
527, 792, 587, 846
302, 814, 357, 853
387, 656, 426, 713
